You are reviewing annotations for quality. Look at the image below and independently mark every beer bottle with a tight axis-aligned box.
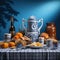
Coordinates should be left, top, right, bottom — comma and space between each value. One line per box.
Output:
9, 16, 15, 38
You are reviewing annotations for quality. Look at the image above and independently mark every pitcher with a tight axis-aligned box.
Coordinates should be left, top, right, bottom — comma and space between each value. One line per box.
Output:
22, 16, 43, 42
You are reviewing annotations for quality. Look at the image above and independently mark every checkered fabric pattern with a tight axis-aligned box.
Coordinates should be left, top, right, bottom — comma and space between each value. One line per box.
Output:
0, 48, 60, 60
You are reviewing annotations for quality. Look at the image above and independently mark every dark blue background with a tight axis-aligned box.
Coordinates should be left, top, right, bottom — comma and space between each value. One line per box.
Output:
0, 0, 60, 40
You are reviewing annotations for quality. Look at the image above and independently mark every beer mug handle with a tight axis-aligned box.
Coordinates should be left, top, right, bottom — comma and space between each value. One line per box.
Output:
22, 18, 27, 31
38, 18, 43, 33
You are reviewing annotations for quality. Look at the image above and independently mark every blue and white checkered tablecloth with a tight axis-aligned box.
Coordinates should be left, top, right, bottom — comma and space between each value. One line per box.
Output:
0, 48, 60, 60
0, 44, 60, 60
